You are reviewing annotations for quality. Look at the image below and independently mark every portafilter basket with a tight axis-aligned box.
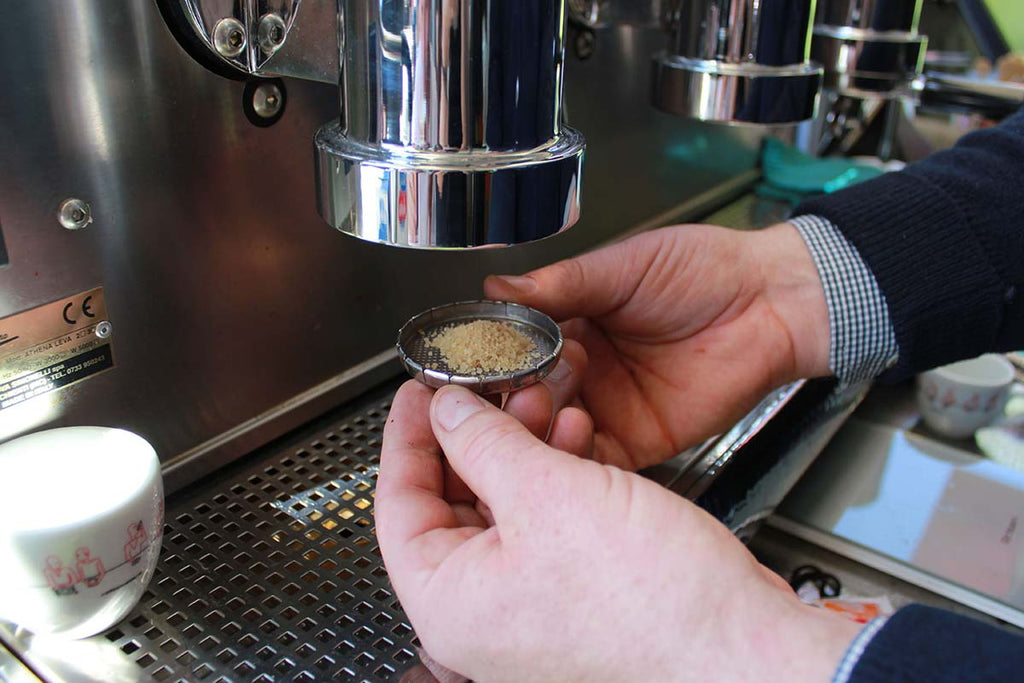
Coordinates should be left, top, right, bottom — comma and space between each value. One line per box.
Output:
397, 300, 563, 395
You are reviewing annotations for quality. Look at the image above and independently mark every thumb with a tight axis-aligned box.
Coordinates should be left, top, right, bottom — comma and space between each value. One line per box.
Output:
483, 231, 661, 321
430, 385, 563, 519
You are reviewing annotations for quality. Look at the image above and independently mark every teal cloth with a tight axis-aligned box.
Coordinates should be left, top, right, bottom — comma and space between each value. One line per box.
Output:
758, 138, 885, 205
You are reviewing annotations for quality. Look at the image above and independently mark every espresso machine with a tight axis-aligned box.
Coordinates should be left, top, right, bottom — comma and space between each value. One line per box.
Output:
0, 1, 934, 680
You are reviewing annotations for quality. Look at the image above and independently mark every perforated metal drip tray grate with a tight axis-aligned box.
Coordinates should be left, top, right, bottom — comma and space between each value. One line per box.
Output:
85, 382, 417, 682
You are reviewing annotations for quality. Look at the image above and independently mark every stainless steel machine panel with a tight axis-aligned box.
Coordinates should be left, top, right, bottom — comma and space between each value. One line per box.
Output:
1, 2, 766, 480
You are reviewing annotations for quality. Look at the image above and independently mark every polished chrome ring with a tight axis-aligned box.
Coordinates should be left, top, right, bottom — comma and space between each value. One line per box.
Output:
651, 55, 823, 125
315, 123, 585, 249
814, 25, 927, 43
812, 31, 926, 95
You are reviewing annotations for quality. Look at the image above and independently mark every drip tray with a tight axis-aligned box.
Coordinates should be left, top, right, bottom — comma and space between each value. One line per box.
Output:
1, 383, 421, 682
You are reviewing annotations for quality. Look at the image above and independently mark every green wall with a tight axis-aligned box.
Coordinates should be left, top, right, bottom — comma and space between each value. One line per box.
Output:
987, 0, 1024, 52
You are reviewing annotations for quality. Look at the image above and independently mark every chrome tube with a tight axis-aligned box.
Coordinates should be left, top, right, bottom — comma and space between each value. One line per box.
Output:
812, 0, 926, 96
652, 0, 822, 125
314, 1, 585, 249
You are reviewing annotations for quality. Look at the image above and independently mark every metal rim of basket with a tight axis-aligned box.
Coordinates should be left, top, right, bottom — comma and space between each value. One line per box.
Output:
396, 300, 564, 394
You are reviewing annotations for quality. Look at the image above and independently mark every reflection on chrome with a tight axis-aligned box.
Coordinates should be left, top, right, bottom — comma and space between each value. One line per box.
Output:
314, 1, 585, 249
812, 0, 926, 96
652, 0, 823, 125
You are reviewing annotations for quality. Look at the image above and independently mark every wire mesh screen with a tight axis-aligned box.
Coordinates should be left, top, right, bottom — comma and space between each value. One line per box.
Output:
101, 386, 420, 682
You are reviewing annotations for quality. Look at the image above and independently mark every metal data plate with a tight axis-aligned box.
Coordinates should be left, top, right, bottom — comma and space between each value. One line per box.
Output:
0, 287, 113, 413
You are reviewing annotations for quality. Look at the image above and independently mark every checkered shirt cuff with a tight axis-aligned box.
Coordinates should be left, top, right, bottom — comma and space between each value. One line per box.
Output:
831, 616, 890, 683
790, 214, 899, 384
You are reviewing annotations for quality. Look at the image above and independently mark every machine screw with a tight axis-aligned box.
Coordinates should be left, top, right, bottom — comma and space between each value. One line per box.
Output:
573, 28, 595, 60
58, 198, 92, 230
258, 13, 287, 55
213, 17, 247, 58
95, 321, 113, 339
251, 82, 284, 119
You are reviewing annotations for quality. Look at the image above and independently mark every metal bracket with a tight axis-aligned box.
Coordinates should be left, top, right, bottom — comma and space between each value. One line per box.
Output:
171, 0, 338, 83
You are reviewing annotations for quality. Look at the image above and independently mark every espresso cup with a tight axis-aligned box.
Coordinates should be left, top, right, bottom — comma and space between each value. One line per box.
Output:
0, 427, 163, 639
916, 354, 1016, 439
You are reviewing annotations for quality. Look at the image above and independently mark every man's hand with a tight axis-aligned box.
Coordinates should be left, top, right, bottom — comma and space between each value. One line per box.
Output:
484, 222, 830, 470
376, 382, 858, 682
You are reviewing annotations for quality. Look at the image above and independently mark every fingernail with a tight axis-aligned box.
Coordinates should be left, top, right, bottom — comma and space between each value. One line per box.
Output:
547, 359, 572, 383
435, 387, 488, 431
492, 275, 536, 294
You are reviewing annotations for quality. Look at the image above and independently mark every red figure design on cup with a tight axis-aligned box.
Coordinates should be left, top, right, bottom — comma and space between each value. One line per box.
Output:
124, 521, 147, 565
986, 394, 1001, 412
43, 555, 79, 596
74, 547, 105, 588
923, 380, 938, 402
940, 388, 957, 408
962, 393, 980, 412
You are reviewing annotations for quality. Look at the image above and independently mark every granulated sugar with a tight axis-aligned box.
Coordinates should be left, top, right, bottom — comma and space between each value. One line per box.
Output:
426, 320, 538, 375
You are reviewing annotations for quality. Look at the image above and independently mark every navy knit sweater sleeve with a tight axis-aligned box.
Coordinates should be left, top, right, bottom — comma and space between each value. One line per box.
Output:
795, 106, 1024, 380
847, 605, 1024, 683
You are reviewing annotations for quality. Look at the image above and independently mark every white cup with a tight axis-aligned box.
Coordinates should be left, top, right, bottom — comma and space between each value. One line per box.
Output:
0, 427, 163, 639
916, 354, 1016, 439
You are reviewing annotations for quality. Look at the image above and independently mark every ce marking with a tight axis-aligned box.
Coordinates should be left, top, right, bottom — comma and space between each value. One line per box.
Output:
63, 296, 96, 325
